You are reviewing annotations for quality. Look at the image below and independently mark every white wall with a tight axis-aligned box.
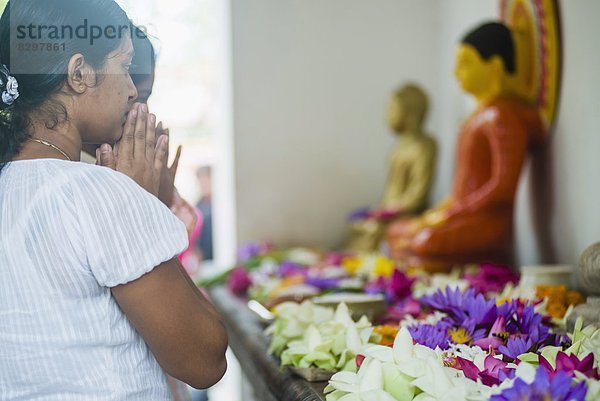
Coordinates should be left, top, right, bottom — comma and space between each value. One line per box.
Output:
432, 0, 496, 202
232, 0, 440, 249
231, 0, 600, 266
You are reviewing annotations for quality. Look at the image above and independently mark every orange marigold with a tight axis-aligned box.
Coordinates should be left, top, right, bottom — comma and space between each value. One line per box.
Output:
536, 284, 585, 319
373, 325, 399, 347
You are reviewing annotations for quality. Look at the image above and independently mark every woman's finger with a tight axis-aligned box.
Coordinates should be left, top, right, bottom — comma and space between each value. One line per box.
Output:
119, 106, 138, 159
146, 113, 157, 161
133, 103, 148, 158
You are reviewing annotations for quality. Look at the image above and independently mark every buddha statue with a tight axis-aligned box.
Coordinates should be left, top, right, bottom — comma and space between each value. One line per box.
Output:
386, 22, 545, 271
346, 84, 437, 252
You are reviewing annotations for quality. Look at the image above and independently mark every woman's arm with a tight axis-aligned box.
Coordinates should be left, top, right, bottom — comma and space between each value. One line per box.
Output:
111, 257, 228, 389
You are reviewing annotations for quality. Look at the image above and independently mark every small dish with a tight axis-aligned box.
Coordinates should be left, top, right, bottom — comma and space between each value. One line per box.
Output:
520, 265, 575, 289
287, 366, 336, 382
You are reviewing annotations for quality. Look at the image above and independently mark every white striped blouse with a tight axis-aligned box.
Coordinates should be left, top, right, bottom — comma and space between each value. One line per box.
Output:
0, 159, 188, 400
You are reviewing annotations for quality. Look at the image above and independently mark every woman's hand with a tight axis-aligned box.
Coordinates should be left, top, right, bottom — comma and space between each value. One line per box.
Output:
97, 103, 168, 196
156, 122, 182, 207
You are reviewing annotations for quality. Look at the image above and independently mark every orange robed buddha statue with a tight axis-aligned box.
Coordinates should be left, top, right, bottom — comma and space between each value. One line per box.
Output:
346, 84, 437, 252
387, 22, 545, 271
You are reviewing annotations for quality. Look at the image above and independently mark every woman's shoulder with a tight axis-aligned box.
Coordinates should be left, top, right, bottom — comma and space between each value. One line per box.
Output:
8, 158, 133, 184
15, 159, 154, 209
29, 160, 144, 195
68, 162, 159, 207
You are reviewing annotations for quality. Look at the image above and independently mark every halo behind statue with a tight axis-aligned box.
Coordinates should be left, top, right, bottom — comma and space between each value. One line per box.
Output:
500, 0, 562, 131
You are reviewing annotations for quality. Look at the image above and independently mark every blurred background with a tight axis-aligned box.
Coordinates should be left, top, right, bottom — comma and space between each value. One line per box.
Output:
116, 0, 600, 272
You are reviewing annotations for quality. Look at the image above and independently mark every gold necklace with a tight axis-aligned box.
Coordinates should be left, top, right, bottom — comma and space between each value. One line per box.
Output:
28, 138, 72, 161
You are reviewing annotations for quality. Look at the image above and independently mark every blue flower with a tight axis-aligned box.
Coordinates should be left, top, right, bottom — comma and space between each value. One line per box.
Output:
490, 367, 587, 401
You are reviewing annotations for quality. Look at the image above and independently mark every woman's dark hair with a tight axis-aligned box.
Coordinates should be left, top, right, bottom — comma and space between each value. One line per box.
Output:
130, 25, 156, 87
0, 0, 130, 170
461, 21, 515, 74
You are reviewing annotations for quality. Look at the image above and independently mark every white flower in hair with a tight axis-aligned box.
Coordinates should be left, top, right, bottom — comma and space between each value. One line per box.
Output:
6, 76, 19, 97
2, 90, 15, 106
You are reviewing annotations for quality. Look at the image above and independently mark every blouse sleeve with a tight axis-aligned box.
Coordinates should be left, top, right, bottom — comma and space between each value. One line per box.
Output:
71, 165, 189, 287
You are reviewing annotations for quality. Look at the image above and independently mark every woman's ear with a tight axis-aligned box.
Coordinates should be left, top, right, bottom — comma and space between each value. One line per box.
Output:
66, 54, 96, 94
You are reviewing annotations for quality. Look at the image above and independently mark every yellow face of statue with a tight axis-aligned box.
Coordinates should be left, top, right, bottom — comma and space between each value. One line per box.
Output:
454, 44, 499, 97
386, 96, 406, 133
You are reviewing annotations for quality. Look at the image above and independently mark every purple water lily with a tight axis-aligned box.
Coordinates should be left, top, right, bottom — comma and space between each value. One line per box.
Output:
539, 352, 600, 380
421, 286, 465, 316
498, 336, 535, 361
511, 303, 551, 345
304, 276, 342, 290
490, 366, 587, 401
365, 270, 415, 304
278, 261, 306, 278
474, 316, 506, 350
421, 287, 497, 329
379, 298, 421, 324
457, 355, 514, 386
464, 263, 519, 294
237, 242, 271, 262
461, 291, 498, 328
408, 320, 452, 350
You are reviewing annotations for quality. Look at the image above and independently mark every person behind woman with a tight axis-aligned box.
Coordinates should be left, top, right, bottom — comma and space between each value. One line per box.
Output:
0, 0, 227, 399
124, 25, 207, 401
97, 26, 202, 276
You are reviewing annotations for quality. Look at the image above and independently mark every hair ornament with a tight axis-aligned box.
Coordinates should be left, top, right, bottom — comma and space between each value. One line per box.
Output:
0, 64, 19, 107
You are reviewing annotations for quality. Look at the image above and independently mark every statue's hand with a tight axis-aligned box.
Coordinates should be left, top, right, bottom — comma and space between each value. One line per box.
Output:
422, 208, 449, 227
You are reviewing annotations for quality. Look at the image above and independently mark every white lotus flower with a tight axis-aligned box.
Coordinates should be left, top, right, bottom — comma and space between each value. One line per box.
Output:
287, 248, 321, 265
412, 269, 468, 298
567, 318, 600, 368
325, 358, 402, 401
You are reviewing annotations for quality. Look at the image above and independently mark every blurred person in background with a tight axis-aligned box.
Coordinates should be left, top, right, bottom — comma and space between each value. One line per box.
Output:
195, 165, 213, 261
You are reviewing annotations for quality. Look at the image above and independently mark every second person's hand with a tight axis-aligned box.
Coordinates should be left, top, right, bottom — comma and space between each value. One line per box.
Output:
155, 122, 182, 207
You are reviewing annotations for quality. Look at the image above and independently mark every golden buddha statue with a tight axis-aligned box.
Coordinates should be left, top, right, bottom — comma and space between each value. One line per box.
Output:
346, 84, 437, 252
387, 22, 545, 271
